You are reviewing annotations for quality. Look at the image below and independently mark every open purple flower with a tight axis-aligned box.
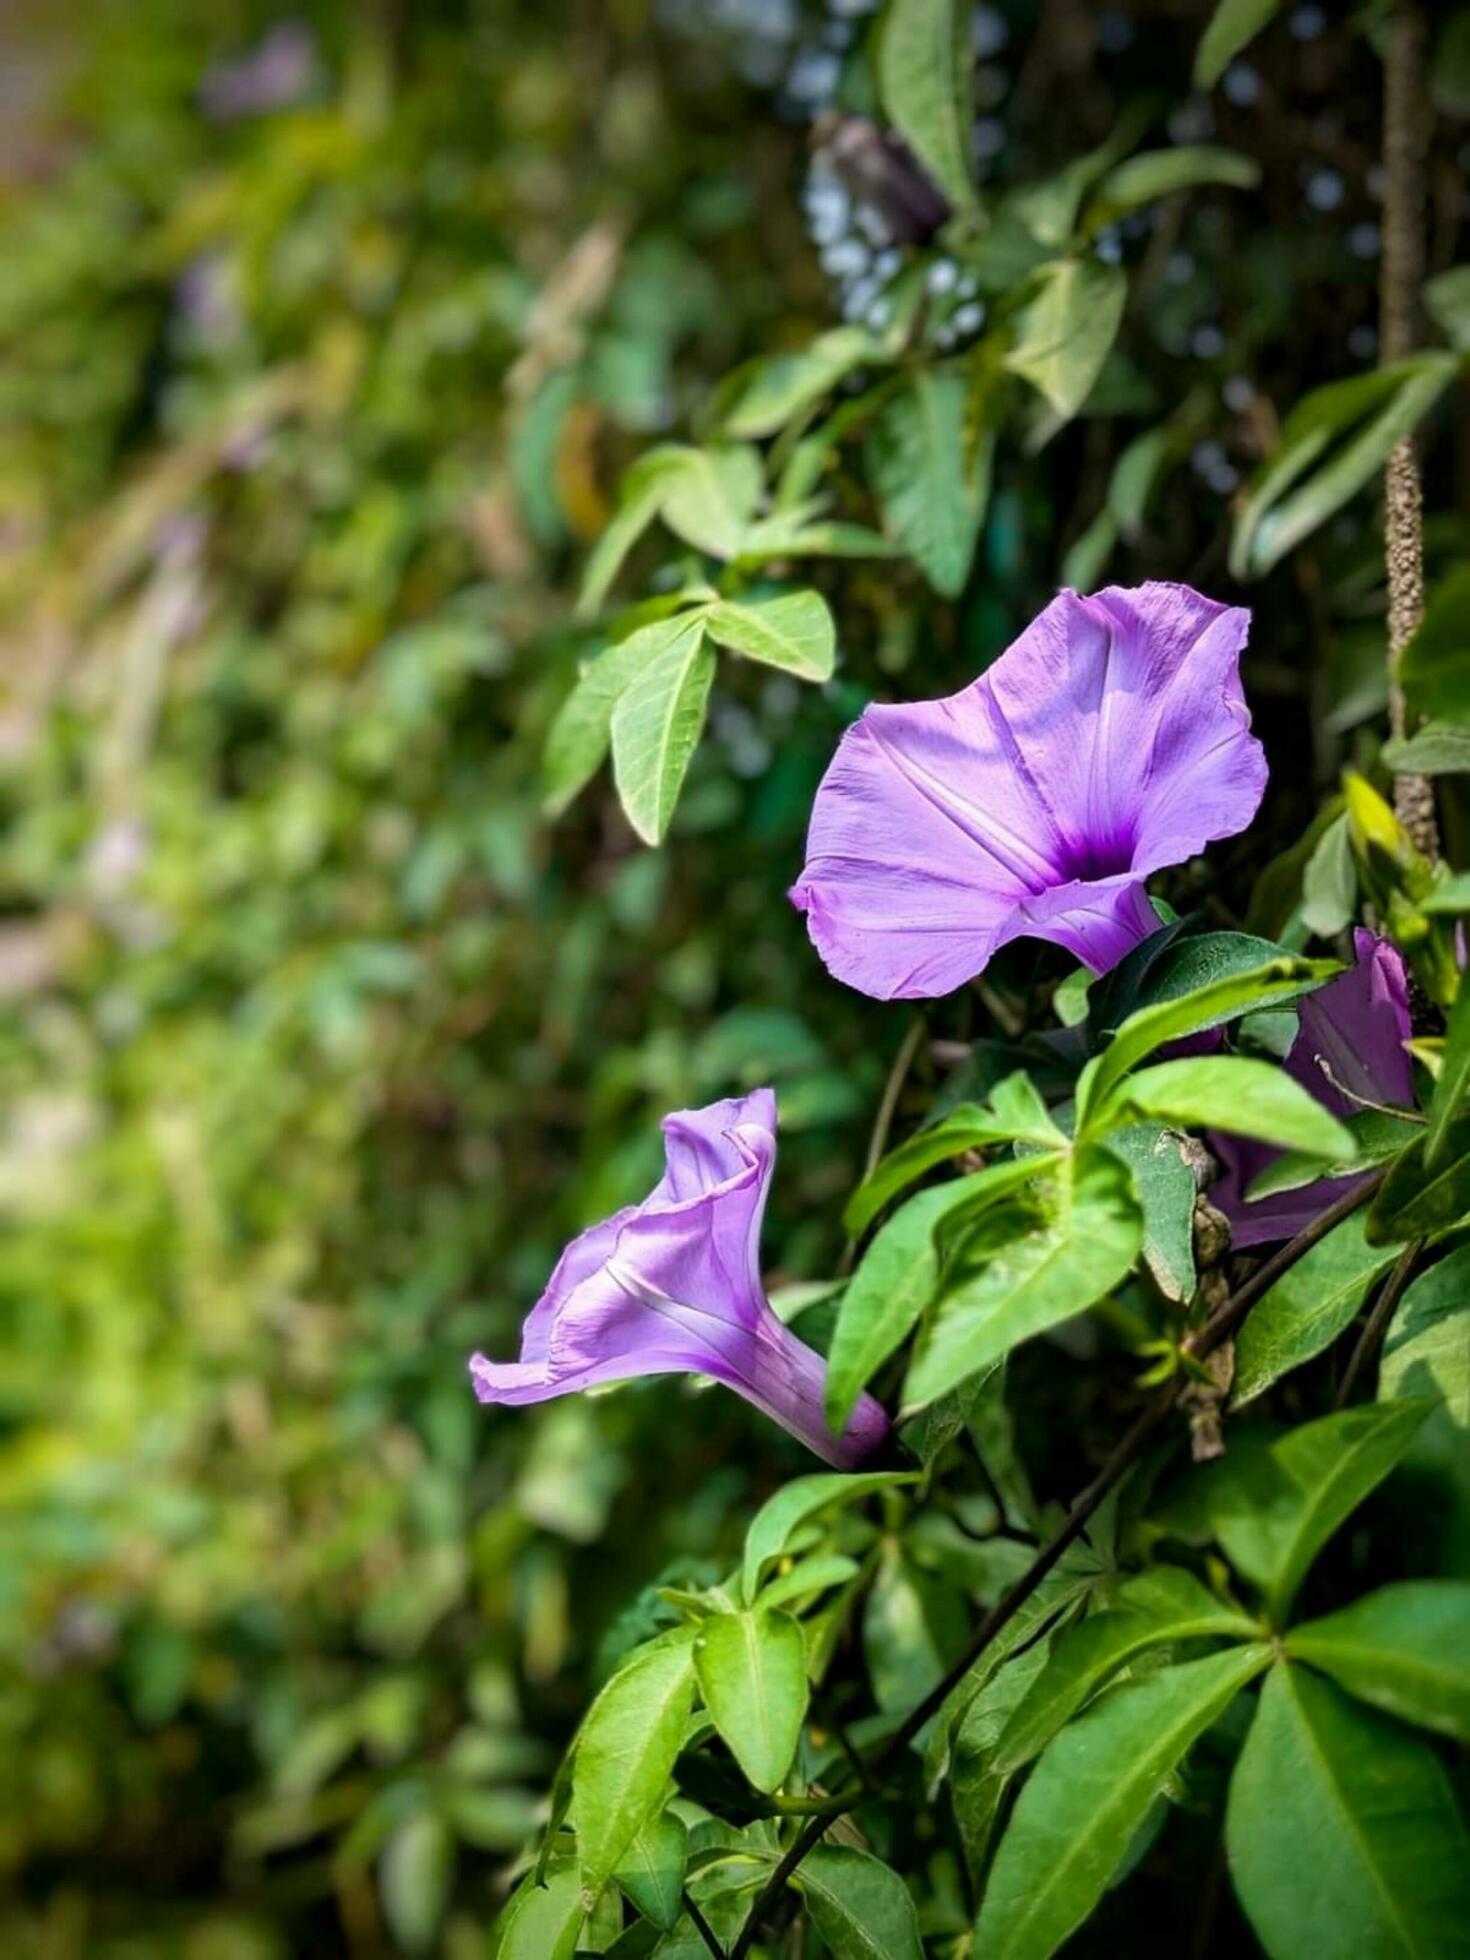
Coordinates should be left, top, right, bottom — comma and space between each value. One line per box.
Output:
1212, 930, 1413, 1247
791, 583, 1266, 999
470, 1090, 889, 1467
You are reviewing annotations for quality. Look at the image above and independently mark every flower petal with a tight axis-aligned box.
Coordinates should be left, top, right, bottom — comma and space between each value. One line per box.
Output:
792, 583, 1266, 998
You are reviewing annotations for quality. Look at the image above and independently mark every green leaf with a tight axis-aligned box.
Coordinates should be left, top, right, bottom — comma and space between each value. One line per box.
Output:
1089, 1055, 1355, 1160
1076, 954, 1340, 1130
1233, 1212, 1403, 1406
976, 1644, 1271, 1960
1379, 1248, 1470, 1572
1399, 564, 1470, 724
1381, 721, 1470, 775
844, 1073, 1065, 1237
740, 1471, 915, 1604
544, 617, 687, 815
950, 1637, 1058, 1887
1424, 871, 1470, 914
694, 1609, 808, 1794
1231, 355, 1459, 580
1105, 1124, 1197, 1301
381, 1813, 454, 1955
1300, 811, 1357, 936
1195, 0, 1284, 88
572, 1633, 698, 1901
1287, 1581, 1470, 1742
702, 590, 835, 682
1424, 264, 1470, 351
793, 1845, 924, 1960
1205, 1402, 1433, 1620
867, 370, 992, 597
1246, 1111, 1418, 1202
491, 1863, 584, 1960
993, 1567, 1260, 1775
1367, 1112, 1470, 1245
1107, 422, 1173, 538
658, 445, 764, 560
902, 1146, 1143, 1413
719, 328, 878, 439
876, 0, 977, 215
577, 451, 686, 617
1087, 146, 1259, 223
1005, 258, 1127, 422
754, 1553, 861, 1610
864, 1542, 968, 1714
614, 1812, 688, 1932
1227, 1664, 1470, 1960
1425, 971, 1470, 1171
1085, 928, 1308, 1048
609, 621, 715, 844
826, 1154, 1062, 1431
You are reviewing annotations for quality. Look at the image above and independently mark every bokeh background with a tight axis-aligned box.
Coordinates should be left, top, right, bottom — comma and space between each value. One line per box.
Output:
2, 2, 1466, 1954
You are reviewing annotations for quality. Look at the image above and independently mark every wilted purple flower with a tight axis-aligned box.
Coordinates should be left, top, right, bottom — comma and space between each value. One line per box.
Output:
470, 1090, 889, 1468
1212, 929, 1412, 1246
791, 584, 1266, 999
200, 22, 318, 122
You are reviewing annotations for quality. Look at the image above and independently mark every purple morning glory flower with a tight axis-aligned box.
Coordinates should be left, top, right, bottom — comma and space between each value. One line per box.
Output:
470, 1090, 889, 1468
790, 583, 1266, 999
1212, 929, 1413, 1247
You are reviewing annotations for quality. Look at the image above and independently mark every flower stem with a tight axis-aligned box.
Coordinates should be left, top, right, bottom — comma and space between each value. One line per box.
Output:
1334, 1238, 1422, 1410
725, 1173, 1385, 1960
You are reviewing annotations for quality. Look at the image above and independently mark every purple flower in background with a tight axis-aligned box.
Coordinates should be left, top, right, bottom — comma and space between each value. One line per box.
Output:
791, 583, 1266, 999
470, 1090, 889, 1468
200, 22, 318, 122
1212, 930, 1413, 1246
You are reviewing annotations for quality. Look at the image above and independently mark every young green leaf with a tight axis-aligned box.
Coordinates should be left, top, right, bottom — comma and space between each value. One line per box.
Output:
1244, 1109, 1418, 1202
657, 445, 764, 559
490, 1862, 584, 1960
844, 1073, 1065, 1237
876, 0, 977, 215
1005, 258, 1127, 422
1299, 809, 1357, 935
1230, 354, 1458, 579
902, 1146, 1142, 1413
694, 1609, 808, 1795
1367, 1111, 1470, 1244
613, 1811, 688, 1931
1087, 1054, 1355, 1160
1232, 1212, 1403, 1406
1381, 720, 1470, 775
1205, 1401, 1433, 1620
867, 370, 992, 597
992, 1567, 1260, 1774
793, 1844, 925, 1960
571, 1632, 697, 1901
1076, 954, 1339, 1128
1287, 1581, 1470, 1742
702, 590, 835, 682
718, 327, 878, 440
1194, 0, 1284, 89
1087, 145, 1259, 224
976, 1644, 1271, 1960
609, 620, 715, 845
1425, 973, 1470, 1167
577, 450, 687, 617
753, 1553, 861, 1611
544, 617, 688, 814
1104, 1124, 1197, 1301
1227, 1664, 1470, 1959
826, 1154, 1062, 1432
740, 1471, 915, 1604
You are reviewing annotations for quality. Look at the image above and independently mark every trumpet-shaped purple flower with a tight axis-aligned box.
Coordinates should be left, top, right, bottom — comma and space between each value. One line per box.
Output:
470, 1090, 889, 1467
791, 583, 1266, 999
1212, 930, 1413, 1246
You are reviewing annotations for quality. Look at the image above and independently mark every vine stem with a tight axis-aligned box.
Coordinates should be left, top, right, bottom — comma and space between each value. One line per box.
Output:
726, 1174, 1385, 1960
1334, 1238, 1421, 1410
1381, 2, 1438, 857
683, 1888, 727, 1959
